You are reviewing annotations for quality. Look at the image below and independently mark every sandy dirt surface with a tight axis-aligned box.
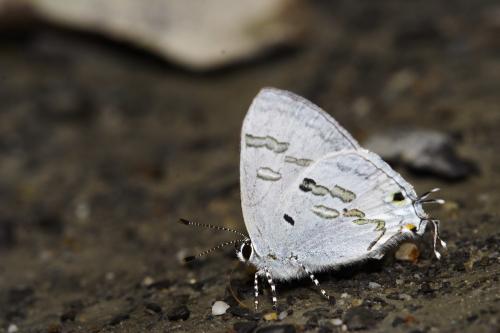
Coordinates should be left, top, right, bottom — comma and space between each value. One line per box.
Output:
0, 1, 499, 332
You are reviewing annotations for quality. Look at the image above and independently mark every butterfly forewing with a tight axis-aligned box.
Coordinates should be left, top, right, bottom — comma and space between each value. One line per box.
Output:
240, 88, 359, 254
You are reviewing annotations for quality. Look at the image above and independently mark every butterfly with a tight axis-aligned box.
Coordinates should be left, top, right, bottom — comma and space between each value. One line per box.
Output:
180, 87, 446, 311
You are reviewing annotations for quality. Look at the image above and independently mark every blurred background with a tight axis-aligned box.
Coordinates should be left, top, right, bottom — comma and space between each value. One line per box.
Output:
0, 1, 498, 332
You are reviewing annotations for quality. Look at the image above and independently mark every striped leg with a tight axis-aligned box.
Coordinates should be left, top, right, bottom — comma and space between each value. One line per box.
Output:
264, 268, 278, 311
298, 263, 330, 300
254, 271, 260, 311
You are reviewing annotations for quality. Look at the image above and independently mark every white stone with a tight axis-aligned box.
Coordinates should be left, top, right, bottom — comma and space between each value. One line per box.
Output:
75, 202, 90, 220
211, 301, 230, 316
331, 318, 343, 326
368, 281, 381, 289
8, 324, 19, 333
142, 276, 154, 287
19, 0, 306, 70
278, 311, 288, 320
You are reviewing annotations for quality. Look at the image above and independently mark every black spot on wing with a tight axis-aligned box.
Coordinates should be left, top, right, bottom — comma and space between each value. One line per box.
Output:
283, 214, 295, 226
299, 178, 316, 192
393, 192, 405, 201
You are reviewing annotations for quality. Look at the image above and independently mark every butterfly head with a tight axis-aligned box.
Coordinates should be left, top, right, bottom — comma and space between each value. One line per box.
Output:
413, 188, 447, 258
383, 187, 446, 259
236, 239, 255, 263
385, 190, 426, 233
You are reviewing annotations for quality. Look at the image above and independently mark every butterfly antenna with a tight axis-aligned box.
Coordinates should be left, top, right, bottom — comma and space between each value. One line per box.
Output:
418, 188, 440, 200
183, 239, 246, 262
178, 218, 248, 239
417, 188, 445, 205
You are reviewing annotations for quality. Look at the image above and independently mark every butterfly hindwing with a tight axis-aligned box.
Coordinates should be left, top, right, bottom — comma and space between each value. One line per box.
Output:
240, 88, 360, 254
277, 149, 427, 269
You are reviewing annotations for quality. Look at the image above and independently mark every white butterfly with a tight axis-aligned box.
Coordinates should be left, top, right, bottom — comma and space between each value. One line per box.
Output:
181, 87, 446, 311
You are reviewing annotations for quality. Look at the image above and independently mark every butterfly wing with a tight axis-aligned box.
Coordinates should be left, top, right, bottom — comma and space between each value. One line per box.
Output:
278, 149, 427, 270
240, 88, 360, 255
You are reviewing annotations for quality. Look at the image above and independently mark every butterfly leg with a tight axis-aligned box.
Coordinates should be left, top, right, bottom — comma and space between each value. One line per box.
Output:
264, 268, 278, 311
295, 260, 330, 301
430, 219, 447, 259
254, 271, 260, 311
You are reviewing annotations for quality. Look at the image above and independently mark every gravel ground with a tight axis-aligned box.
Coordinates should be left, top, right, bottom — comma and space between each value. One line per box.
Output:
0, 1, 499, 332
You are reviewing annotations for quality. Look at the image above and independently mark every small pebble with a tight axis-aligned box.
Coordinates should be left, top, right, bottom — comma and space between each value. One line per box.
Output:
467, 314, 479, 322
396, 279, 404, 285
395, 242, 420, 263
368, 282, 381, 289
142, 276, 154, 287
75, 202, 90, 221
109, 314, 130, 326
8, 324, 19, 333
364, 128, 477, 180
145, 302, 163, 314
404, 314, 417, 324
263, 312, 278, 321
167, 305, 190, 321
47, 323, 63, 333
351, 298, 363, 307
278, 311, 288, 320
392, 317, 405, 327
399, 293, 412, 301
147, 279, 172, 290
341, 293, 350, 298
331, 318, 343, 326
384, 69, 417, 99
343, 307, 381, 330
211, 301, 230, 316
60, 309, 77, 322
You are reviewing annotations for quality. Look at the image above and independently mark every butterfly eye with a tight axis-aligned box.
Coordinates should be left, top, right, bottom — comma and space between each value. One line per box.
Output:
393, 192, 405, 202
241, 243, 252, 261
